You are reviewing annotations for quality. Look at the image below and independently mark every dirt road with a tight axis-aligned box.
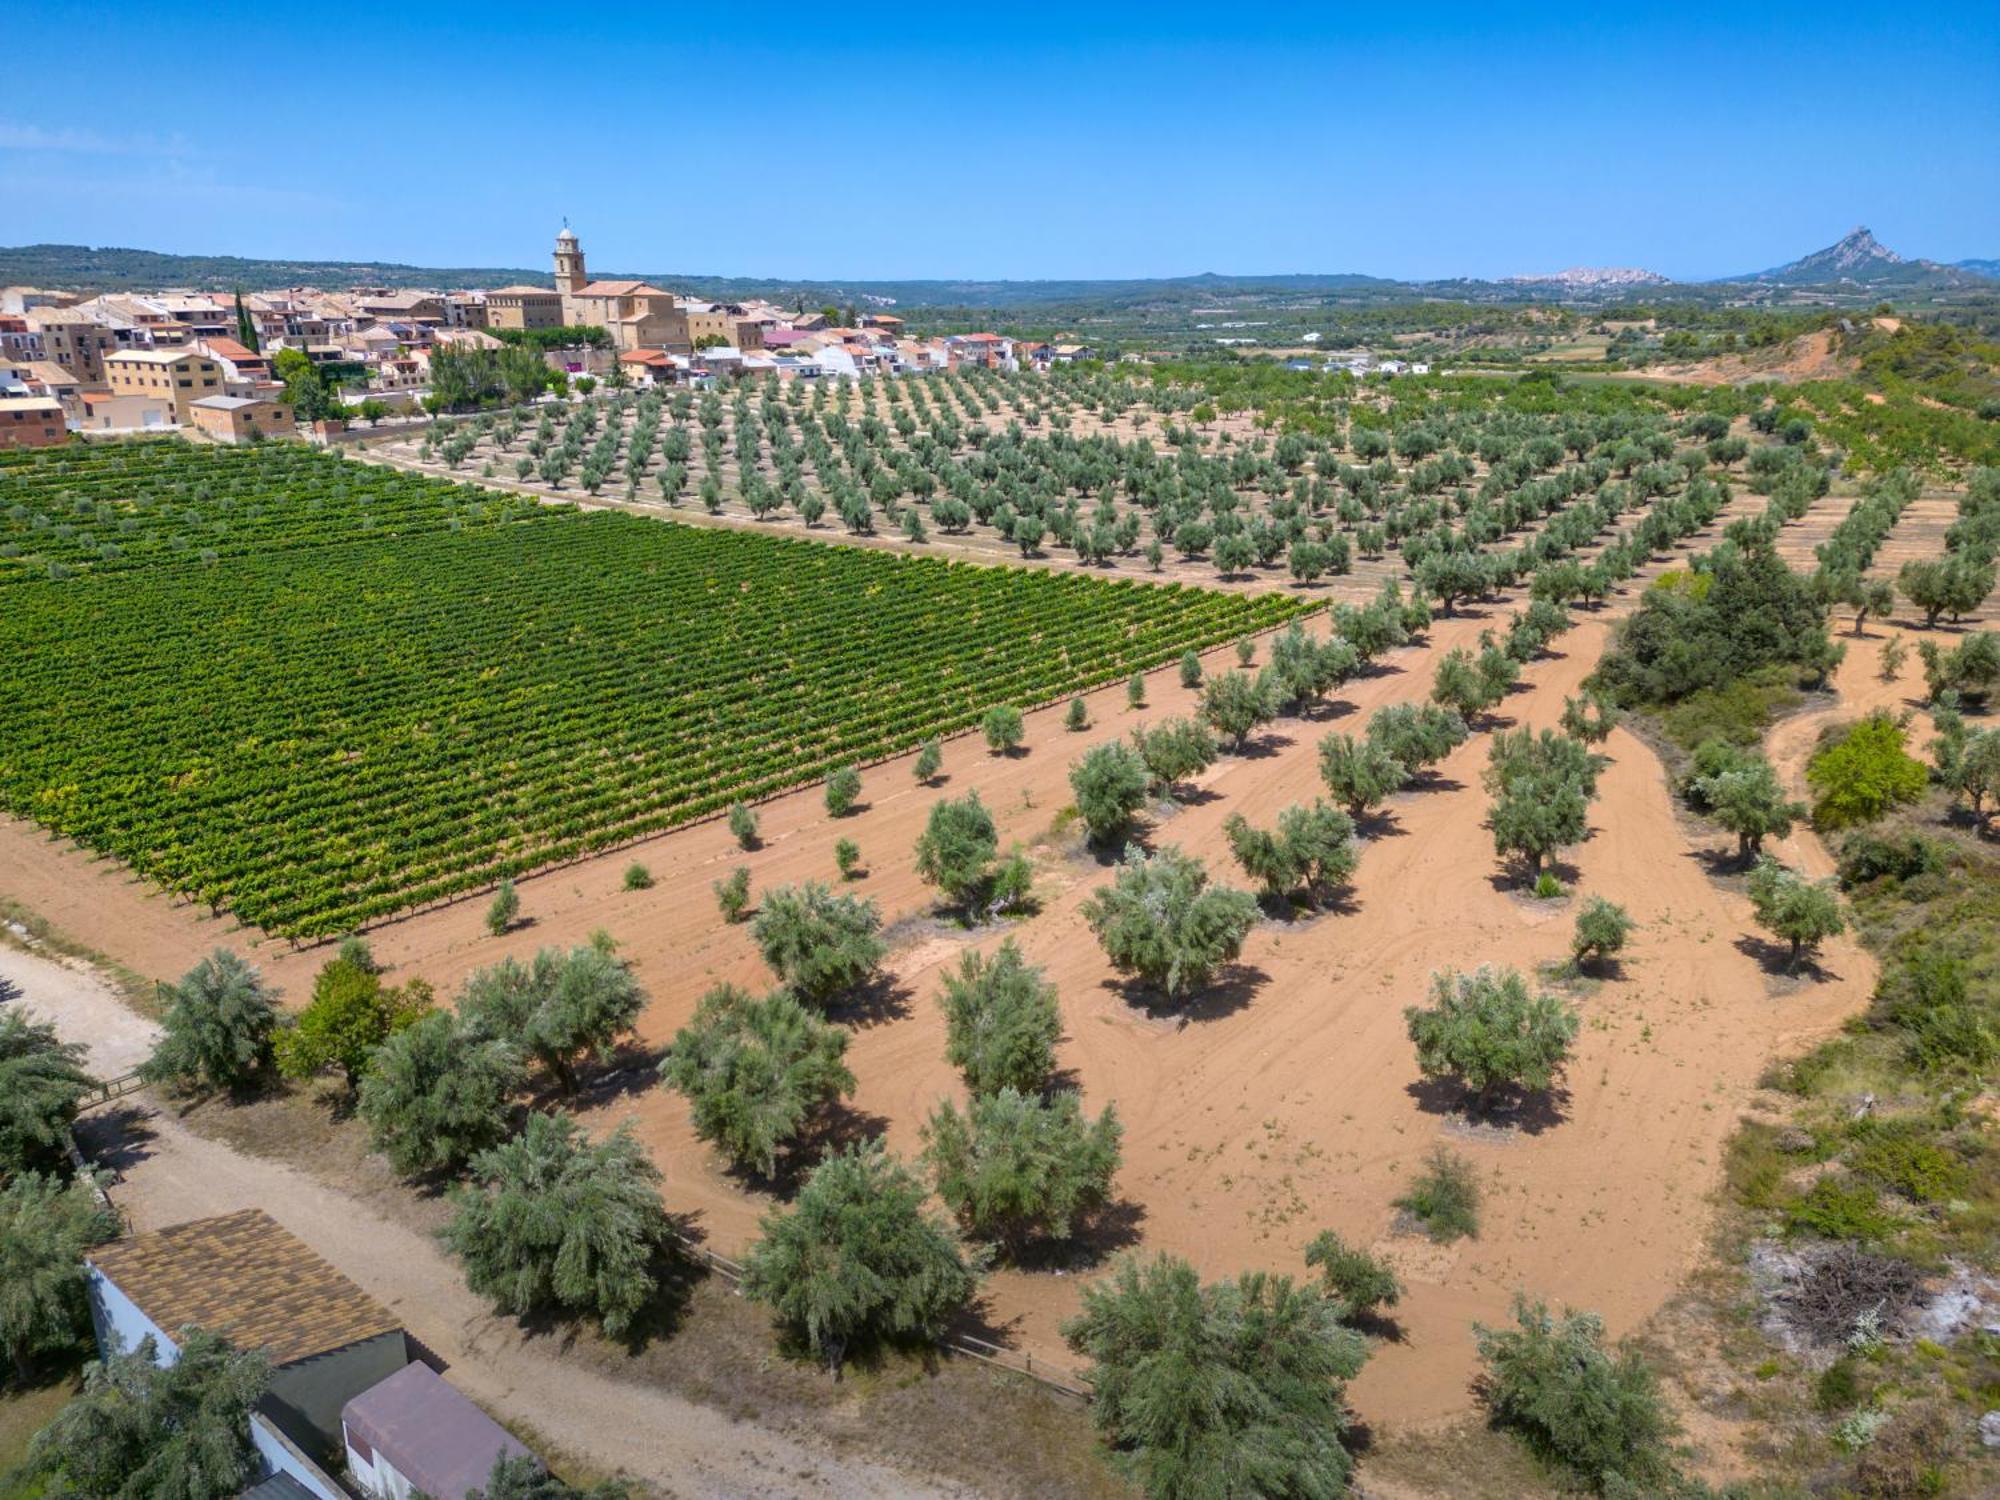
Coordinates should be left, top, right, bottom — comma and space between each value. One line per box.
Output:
0, 945, 967, 1500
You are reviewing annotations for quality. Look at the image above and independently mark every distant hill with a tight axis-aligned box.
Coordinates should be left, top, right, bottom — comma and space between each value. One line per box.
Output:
1957, 258, 2000, 279
3, 236, 1989, 315
1733, 226, 1992, 289
0, 243, 552, 293
0, 245, 1420, 310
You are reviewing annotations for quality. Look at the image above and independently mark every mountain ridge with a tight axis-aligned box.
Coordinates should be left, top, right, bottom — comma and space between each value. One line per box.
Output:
0, 233, 1991, 307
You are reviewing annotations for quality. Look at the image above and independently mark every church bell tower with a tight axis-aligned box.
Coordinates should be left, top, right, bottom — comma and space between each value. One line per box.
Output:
553, 225, 586, 297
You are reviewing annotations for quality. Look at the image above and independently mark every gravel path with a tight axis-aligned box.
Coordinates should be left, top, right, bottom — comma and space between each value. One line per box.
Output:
0, 943, 964, 1500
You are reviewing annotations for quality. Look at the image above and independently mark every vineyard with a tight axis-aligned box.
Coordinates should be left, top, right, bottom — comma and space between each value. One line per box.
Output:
0, 442, 1305, 937
0, 440, 565, 583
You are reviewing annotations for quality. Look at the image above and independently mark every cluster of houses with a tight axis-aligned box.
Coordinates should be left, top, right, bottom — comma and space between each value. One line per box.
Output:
1283, 350, 1432, 378
85, 1208, 544, 1500
0, 226, 1095, 448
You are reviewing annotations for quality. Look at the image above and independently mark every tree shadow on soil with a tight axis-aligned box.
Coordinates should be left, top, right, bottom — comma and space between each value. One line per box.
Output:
562, 1040, 669, 1113
1234, 731, 1295, 761
1404, 1076, 1572, 1137
1353, 808, 1409, 841
1004, 1197, 1150, 1275
1103, 962, 1270, 1026
731, 1098, 893, 1201
1257, 888, 1360, 925
1733, 933, 1840, 984
825, 972, 915, 1029
1484, 855, 1582, 896
74, 1103, 156, 1181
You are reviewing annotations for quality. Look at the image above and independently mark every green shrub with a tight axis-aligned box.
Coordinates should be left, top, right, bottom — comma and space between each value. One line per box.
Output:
1303, 1230, 1402, 1319
1395, 1147, 1481, 1242
1837, 830, 1948, 889
1815, 1355, 1863, 1412
1850, 1124, 1969, 1203
1783, 1176, 1896, 1243
1807, 713, 1928, 830
622, 862, 654, 891
1659, 667, 1803, 751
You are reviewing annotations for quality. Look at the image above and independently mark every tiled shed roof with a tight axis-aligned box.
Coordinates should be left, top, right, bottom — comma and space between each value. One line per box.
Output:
89, 1208, 401, 1368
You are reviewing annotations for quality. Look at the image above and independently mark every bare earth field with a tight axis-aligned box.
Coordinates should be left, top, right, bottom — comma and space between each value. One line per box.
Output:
2, 496, 1915, 1447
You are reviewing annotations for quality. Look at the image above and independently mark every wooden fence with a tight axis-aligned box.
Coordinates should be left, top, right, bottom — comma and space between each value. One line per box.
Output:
76, 1069, 145, 1113
671, 1232, 1091, 1403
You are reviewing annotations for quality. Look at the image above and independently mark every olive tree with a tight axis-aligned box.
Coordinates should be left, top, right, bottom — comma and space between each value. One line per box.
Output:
743, 1141, 984, 1370
442, 1111, 671, 1337
1484, 728, 1605, 880
824, 764, 863, 816
459, 943, 647, 1094
486, 878, 521, 936
1474, 1296, 1679, 1493
1080, 846, 1260, 1005
1062, 1253, 1368, 1500
1570, 897, 1635, 972
1069, 740, 1152, 843
938, 940, 1063, 1096
1747, 858, 1846, 973
1404, 967, 1580, 1115
0, 1010, 93, 1179
1431, 646, 1501, 722
1200, 669, 1279, 750
1695, 758, 1805, 860
659, 985, 854, 1179
1222, 801, 1358, 907
1366, 702, 1468, 778
922, 1088, 1122, 1252
750, 882, 886, 1006
1131, 716, 1219, 798
1318, 732, 1406, 817
357, 1010, 523, 1178
19, 1328, 270, 1497
1, 1172, 119, 1381
913, 792, 999, 914
141, 949, 279, 1096
981, 704, 1026, 755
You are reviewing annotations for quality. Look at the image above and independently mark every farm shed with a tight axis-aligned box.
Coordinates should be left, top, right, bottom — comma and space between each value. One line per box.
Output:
342, 1360, 535, 1500
85, 1208, 408, 1455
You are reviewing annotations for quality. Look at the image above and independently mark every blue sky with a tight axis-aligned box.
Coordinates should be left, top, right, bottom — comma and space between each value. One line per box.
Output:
5, 3, 1996, 281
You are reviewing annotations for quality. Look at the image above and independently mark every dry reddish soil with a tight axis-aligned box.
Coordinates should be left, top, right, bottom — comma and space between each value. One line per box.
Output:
1647, 331, 1856, 388
4, 514, 1923, 1436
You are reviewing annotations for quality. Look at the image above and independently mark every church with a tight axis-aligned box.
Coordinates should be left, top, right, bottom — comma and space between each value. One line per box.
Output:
551, 226, 684, 352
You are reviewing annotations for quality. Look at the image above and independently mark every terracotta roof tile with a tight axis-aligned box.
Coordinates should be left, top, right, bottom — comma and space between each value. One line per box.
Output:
88, 1209, 401, 1367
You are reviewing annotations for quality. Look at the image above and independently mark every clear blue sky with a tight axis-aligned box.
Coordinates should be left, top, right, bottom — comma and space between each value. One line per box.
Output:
5, 2, 1996, 281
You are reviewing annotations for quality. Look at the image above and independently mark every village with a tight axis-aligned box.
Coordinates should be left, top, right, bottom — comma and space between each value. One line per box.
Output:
0, 226, 1117, 448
